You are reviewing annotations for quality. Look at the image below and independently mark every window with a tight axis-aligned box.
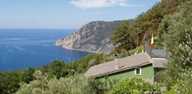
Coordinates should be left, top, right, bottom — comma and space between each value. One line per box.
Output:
135, 68, 142, 75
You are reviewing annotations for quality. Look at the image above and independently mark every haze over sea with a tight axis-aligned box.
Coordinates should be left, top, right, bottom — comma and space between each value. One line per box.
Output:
0, 29, 88, 71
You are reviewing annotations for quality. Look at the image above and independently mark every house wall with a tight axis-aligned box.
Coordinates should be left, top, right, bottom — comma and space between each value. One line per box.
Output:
98, 64, 155, 83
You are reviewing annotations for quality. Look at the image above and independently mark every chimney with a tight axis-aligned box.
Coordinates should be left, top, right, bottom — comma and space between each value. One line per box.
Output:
143, 32, 152, 55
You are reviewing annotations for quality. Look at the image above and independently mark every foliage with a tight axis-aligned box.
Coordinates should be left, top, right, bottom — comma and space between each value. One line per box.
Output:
111, 0, 190, 53
16, 70, 122, 94
16, 71, 97, 94
94, 77, 117, 94
165, 69, 192, 94
112, 21, 138, 54
0, 72, 21, 94
21, 68, 36, 83
41, 54, 112, 79
160, 0, 192, 77
159, 0, 192, 93
0, 53, 112, 94
108, 78, 157, 94
161, 0, 192, 67
0, 68, 35, 94
41, 60, 71, 79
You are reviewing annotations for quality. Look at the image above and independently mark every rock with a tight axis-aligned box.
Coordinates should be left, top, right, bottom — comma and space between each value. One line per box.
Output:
56, 21, 121, 54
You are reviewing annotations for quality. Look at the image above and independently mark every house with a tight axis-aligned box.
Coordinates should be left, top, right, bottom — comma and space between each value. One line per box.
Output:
85, 49, 167, 83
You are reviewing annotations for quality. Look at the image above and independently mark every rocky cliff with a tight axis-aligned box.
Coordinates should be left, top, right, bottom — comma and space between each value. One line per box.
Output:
56, 21, 121, 53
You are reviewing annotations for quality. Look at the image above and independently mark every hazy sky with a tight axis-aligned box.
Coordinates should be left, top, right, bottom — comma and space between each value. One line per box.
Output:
0, 0, 160, 29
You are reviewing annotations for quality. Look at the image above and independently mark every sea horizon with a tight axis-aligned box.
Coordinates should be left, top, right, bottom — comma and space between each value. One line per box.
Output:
0, 29, 89, 71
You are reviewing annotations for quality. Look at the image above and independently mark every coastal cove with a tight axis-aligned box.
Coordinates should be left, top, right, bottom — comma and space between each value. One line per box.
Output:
0, 29, 89, 71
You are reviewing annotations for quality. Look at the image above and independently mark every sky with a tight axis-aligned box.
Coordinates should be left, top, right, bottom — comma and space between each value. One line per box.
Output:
0, 0, 160, 29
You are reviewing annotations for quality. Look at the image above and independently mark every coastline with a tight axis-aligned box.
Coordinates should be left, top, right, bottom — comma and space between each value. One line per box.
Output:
55, 42, 97, 54
62, 46, 97, 54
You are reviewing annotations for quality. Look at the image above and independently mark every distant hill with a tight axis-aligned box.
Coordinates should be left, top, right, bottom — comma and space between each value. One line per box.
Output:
56, 21, 121, 53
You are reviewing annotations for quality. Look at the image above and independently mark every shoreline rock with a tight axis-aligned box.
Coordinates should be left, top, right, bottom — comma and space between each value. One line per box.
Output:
56, 41, 97, 53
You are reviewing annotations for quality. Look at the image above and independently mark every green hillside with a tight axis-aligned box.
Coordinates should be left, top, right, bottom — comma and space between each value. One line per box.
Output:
112, 0, 188, 55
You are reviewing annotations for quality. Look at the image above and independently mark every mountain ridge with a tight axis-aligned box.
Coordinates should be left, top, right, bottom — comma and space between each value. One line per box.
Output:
56, 21, 122, 53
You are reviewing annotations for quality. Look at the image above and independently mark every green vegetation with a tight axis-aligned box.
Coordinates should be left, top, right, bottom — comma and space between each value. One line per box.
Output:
0, 54, 112, 94
0, 69, 35, 94
112, 20, 138, 54
16, 71, 96, 94
159, 0, 192, 93
108, 78, 158, 94
112, 0, 188, 55
1, 0, 192, 94
40, 54, 113, 79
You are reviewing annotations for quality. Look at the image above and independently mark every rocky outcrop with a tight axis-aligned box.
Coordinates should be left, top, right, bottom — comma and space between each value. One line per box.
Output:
56, 21, 121, 53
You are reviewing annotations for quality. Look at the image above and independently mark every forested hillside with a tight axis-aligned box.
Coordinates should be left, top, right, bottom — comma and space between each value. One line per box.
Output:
112, 0, 188, 55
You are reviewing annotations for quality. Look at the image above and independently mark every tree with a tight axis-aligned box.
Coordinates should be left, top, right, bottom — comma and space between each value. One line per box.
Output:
111, 0, 190, 53
0, 72, 21, 94
161, 0, 192, 68
41, 60, 70, 79
112, 21, 138, 54
159, 0, 192, 93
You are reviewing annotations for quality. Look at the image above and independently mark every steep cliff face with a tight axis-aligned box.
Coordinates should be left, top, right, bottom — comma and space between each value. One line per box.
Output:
56, 21, 121, 53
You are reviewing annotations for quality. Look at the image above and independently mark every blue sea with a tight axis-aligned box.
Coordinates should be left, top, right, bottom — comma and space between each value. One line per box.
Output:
0, 29, 88, 71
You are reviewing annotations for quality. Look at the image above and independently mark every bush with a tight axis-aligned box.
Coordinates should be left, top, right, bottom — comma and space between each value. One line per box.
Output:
0, 72, 21, 94
16, 71, 97, 94
108, 78, 157, 94
165, 69, 192, 94
94, 77, 117, 94
0, 68, 35, 94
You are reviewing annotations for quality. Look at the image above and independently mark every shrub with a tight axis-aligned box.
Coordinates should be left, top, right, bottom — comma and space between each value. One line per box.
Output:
16, 71, 97, 94
94, 77, 117, 94
165, 69, 192, 94
108, 78, 157, 94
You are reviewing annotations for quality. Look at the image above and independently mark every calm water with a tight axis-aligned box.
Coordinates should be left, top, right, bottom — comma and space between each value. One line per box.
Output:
0, 29, 88, 71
